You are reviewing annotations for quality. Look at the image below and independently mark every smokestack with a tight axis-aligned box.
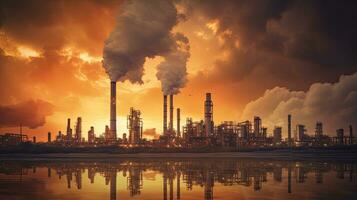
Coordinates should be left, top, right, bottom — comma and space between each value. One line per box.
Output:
177, 108, 181, 137
288, 114, 291, 147
204, 93, 213, 137
20, 124, 22, 142
66, 118, 71, 141
169, 94, 174, 132
48, 132, 51, 143
76, 117, 82, 142
110, 81, 117, 140
163, 95, 168, 135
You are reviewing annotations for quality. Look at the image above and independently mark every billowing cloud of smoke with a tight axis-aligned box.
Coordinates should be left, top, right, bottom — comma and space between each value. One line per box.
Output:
181, 0, 357, 91
103, 0, 179, 83
0, 99, 54, 129
156, 33, 190, 95
241, 73, 357, 136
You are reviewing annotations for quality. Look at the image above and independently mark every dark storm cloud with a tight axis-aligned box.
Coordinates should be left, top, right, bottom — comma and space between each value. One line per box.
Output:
183, 0, 357, 90
0, 0, 119, 54
0, 99, 54, 129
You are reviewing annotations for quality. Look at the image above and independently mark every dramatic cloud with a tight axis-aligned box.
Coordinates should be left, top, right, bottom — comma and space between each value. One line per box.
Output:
0, 99, 54, 129
241, 73, 357, 136
0, 47, 105, 106
103, 0, 179, 83
182, 0, 357, 91
0, 0, 119, 55
156, 33, 190, 95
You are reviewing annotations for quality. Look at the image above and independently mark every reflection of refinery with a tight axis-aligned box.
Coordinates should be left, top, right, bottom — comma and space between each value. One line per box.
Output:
0, 88, 355, 148
1, 160, 355, 200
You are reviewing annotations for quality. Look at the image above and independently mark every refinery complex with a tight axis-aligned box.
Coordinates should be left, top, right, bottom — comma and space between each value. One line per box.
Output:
0, 83, 355, 149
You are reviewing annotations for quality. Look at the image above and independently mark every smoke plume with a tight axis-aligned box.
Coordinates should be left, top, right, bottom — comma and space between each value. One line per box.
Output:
241, 73, 357, 136
102, 0, 179, 83
0, 99, 54, 129
156, 33, 190, 95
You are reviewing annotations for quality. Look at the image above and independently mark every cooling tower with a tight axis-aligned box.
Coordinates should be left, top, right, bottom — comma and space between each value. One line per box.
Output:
110, 81, 117, 140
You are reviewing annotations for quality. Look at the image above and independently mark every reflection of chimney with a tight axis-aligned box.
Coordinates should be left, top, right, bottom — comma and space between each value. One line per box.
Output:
110, 81, 117, 140
163, 174, 167, 200
177, 108, 181, 137
169, 176, 173, 200
169, 94, 174, 132
110, 172, 117, 200
163, 95, 168, 135
177, 172, 181, 200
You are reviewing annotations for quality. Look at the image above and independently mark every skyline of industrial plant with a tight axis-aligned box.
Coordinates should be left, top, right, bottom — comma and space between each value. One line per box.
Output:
0, 0, 356, 142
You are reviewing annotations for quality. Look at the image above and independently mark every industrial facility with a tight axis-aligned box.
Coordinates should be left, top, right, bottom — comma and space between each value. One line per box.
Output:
1, 89, 355, 149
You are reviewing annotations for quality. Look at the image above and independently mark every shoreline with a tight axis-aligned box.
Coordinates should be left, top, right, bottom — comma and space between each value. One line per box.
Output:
1, 151, 357, 161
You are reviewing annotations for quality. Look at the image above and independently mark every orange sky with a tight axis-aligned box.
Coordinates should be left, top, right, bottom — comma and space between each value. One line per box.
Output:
0, 1, 246, 141
0, 0, 356, 141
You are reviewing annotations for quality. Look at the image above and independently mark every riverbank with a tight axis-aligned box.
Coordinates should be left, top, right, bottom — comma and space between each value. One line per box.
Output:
1, 150, 357, 161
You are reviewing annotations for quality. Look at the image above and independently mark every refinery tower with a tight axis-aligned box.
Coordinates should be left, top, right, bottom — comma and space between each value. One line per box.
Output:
110, 81, 117, 140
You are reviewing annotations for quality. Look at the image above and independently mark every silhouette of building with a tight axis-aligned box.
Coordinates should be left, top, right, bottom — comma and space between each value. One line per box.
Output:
88, 126, 95, 144
127, 108, 143, 145
273, 127, 282, 144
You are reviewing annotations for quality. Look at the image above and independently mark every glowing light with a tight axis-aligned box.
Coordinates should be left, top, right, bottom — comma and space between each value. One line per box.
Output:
206, 20, 219, 34
194, 31, 210, 40
79, 52, 101, 63
18, 46, 40, 58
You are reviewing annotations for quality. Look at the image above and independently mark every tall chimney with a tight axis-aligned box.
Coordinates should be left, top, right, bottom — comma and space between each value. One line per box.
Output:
350, 125, 353, 144
48, 132, 51, 143
76, 117, 82, 142
110, 81, 117, 140
177, 108, 181, 137
169, 94, 174, 132
288, 114, 291, 147
204, 93, 213, 137
66, 118, 71, 141
20, 124, 22, 142
163, 95, 168, 135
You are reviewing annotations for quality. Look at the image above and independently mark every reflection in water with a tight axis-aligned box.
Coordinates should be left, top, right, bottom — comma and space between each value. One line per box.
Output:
0, 159, 356, 200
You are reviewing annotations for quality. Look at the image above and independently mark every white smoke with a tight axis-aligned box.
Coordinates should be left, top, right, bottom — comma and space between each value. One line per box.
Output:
156, 33, 190, 95
241, 73, 357, 136
103, 0, 178, 83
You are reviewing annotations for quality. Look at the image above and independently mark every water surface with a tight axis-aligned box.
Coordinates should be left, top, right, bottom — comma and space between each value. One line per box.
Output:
0, 158, 356, 200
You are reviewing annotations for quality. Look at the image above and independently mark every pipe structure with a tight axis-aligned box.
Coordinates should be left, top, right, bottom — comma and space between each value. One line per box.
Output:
177, 108, 181, 137
163, 95, 168, 135
169, 94, 174, 133
110, 81, 117, 140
